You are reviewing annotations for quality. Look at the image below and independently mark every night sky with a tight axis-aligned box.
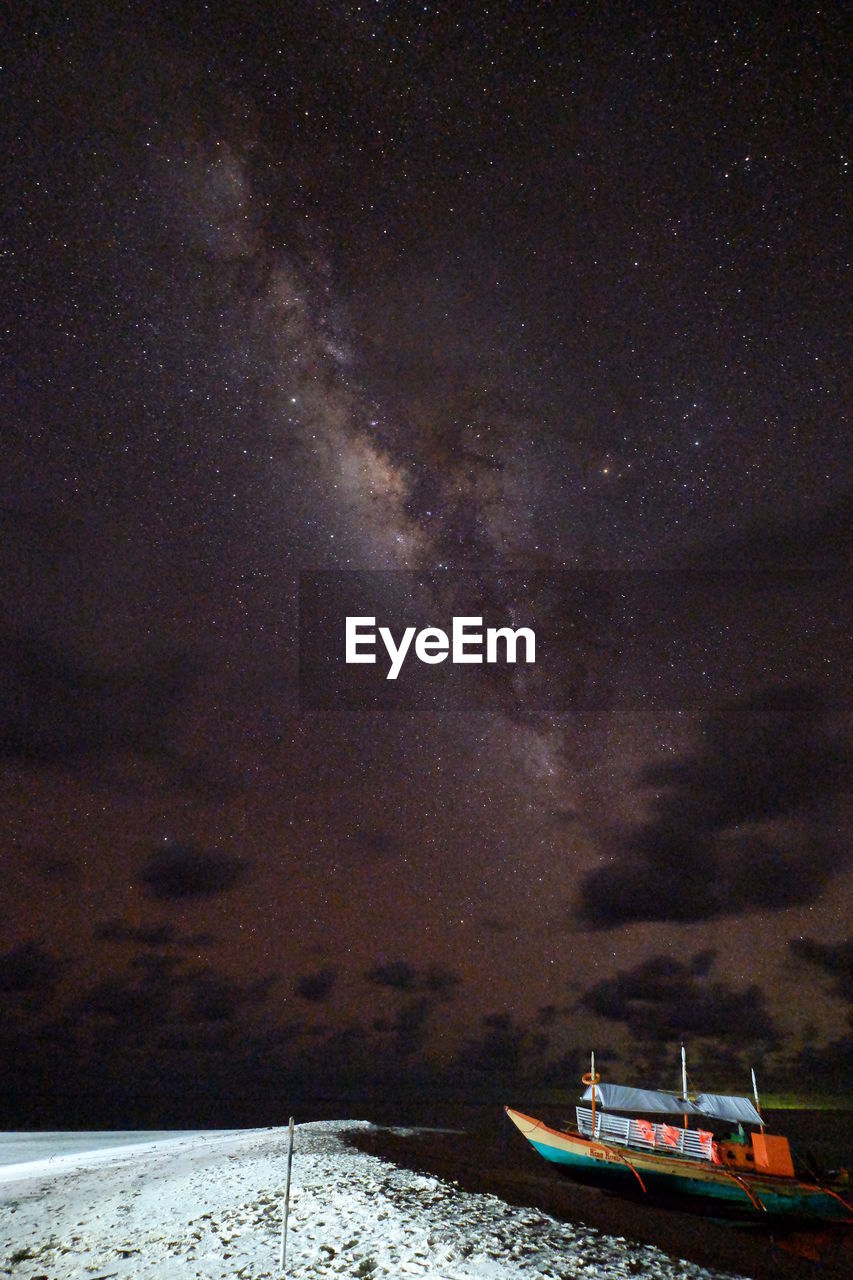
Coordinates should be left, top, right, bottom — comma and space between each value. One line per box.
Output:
3, 2, 850, 1126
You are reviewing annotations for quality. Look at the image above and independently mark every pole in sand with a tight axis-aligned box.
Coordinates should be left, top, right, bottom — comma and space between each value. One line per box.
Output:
280, 1116, 295, 1275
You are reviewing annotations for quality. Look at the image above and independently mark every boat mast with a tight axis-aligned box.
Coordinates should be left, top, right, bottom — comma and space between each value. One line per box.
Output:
582, 1050, 601, 1137
681, 1044, 688, 1128
751, 1066, 764, 1130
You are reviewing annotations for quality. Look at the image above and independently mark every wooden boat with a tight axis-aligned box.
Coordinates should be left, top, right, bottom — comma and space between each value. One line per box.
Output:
505, 1055, 852, 1224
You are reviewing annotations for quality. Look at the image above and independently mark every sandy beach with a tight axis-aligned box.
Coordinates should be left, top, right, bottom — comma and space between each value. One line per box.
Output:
352, 1119, 853, 1280
0, 1122, 752, 1279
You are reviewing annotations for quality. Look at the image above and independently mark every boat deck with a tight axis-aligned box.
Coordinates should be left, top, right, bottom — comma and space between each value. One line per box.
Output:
575, 1106, 716, 1163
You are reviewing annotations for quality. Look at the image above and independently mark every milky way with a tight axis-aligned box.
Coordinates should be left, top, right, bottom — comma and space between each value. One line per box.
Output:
2, 2, 850, 1123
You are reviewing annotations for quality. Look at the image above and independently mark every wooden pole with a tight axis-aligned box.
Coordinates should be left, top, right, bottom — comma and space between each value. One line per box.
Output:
280, 1116, 295, 1275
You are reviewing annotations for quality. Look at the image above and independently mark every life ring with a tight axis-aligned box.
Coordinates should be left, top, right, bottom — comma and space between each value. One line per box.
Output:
582, 1071, 601, 1085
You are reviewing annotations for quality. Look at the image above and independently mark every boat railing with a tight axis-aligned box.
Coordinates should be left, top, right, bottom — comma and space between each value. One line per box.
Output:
576, 1106, 716, 1162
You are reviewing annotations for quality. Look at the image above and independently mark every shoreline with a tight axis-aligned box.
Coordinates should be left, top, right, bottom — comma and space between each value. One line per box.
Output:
0, 1130, 247, 1186
347, 1122, 853, 1280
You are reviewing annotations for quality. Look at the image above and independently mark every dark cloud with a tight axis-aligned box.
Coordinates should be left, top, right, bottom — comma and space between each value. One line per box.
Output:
579, 953, 777, 1045
94, 920, 216, 947
83, 974, 164, 1028
78, 956, 276, 1034
96, 921, 177, 946
31, 854, 82, 883
365, 960, 417, 991
295, 967, 338, 1002
0, 942, 62, 996
373, 996, 434, 1060
140, 842, 250, 900
482, 917, 516, 934
579, 683, 851, 926
789, 937, 853, 1004
20, 846, 82, 884
129, 953, 184, 977
449, 1012, 550, 1094
0, 632, 238, 798
181, 932, 219, 949
294, 1026, 372, 1092
185, 970, 238, 1023
465, 1013, 527, 1078
351, 826, 397, 860
0, 632, 196, 767
680, 493, 853, 570
786, 943, 853, 1093
365, 960, 460, 998
549, 806, 581, 825
423, 965, 461, 998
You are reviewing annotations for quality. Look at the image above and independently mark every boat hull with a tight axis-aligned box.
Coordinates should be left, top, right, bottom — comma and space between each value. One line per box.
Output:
505, 1107, 853, 1224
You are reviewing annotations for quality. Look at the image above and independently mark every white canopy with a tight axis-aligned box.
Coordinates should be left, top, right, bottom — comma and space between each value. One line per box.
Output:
580, 1082, 762, 1127
692, 1093, 763, 1126
581, 1084, 694, 1115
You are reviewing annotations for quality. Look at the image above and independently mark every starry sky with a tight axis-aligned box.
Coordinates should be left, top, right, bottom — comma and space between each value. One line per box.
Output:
3, 2, 851, 1126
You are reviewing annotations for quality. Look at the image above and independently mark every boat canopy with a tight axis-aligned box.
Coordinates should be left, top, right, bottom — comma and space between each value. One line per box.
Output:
580, 1083, 762, 1127
692, 1093, 764, 1126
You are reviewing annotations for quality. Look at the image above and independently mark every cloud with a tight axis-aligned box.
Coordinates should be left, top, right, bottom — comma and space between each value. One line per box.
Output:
295, 967, 338, 1002
372, 996, 434, 1059
185, 970, 239, 1023
30, 852, 82, 883
77, 957, 276, 1034
365, 960, 461, 998
789, 937, 853, 1004
0, 942, 62, 997
96, 922, 177, 946
679, 493, 852, 570
786, 942, 853, 1091
549, 806, 581, 824
482, 917, 516, 934
579, 952, 777, 1045
0, 632, 237, 796
139, 842, 250, 900
536, 1003, 566, 1027
448, 1012, 550, 1091
130, 952, 183, 977
579, 683, 851, 926
423, 965, 462, 998
94, 920, 216, 948
0, 633, 195, 766
351, 826, 397, 861
365, 960, 417, 991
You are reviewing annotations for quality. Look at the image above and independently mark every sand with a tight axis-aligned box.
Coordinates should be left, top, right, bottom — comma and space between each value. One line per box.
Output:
351, 1121, 853, 1280
0, 1121, 749, 1279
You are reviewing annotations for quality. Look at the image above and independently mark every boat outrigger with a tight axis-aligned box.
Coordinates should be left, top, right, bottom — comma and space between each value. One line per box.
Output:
506, 1051, 852, 1224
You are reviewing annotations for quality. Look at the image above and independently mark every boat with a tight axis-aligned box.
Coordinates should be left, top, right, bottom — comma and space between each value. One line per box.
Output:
505, 1052, 852, 1224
